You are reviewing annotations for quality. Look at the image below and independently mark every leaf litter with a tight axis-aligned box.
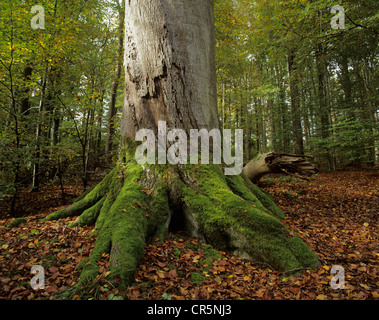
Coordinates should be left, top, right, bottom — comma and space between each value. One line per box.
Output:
0, 170, 378, 300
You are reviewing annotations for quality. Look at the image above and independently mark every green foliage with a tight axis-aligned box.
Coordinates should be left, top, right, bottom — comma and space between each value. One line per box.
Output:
6, 218, 27, 229
0, 0, 124, 208
180, 163, 319, 271
215, 0, 378, 169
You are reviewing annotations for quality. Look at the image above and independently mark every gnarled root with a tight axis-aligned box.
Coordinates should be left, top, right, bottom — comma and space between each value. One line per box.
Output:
44, 145, 319, 297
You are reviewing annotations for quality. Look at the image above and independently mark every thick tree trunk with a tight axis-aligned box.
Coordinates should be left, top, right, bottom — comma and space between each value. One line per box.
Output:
121, 0, 219, 139
43, 145, 319, 289
43, 0, 319, 295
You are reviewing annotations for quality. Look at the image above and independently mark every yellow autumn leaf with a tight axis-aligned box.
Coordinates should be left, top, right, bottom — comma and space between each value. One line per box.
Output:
316, 294, 327, 300
243, 276, 250, 281
360, 283, 370, 290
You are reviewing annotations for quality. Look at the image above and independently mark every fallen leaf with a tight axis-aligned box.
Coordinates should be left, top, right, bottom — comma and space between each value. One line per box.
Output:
360, 283, 370, 290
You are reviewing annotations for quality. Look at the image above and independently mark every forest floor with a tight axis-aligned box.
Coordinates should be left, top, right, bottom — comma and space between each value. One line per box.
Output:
0, 170, 378, 300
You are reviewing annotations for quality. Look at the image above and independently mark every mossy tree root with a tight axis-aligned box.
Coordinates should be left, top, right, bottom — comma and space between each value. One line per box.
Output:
45, 146, 319, 296
41, 168, 117, 223
178, 165, 319, 272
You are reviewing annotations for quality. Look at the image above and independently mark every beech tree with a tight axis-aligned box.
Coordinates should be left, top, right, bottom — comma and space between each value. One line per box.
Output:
43, 0, 319, 290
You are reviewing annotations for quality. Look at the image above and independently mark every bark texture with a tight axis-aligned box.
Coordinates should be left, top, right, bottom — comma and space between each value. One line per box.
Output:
43, 143, 319, 293
42, 0, 319, 296
243, 152, 319, 184
122, 0, 219, 139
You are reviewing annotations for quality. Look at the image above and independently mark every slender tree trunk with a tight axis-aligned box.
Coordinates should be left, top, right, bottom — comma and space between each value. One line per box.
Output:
275, 63, 290, 152
31, 65, 49, 192
316, 43, 333, 171
105, 1, 125, 154
96, 90, 105, 154
19, 65, 33, 116
288, 52, 304, 155
354, 61, 376, 166
338, 53, 362, 166
221, 81, 225, 129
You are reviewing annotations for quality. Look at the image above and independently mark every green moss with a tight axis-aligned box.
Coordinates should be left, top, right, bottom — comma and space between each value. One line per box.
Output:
190, 272, 205, 285
6, 218, 27, 229
146, 181, 171, 242
77, 225, 112, 285
180, 164, 319, 272
241, 174, 285, 220
96, 149, 150, 287
79, 260, 101, 285
49, 141, 318, 294
94, 170, 124, 232
172, 247, 182, 257
73, 185, 95, 203
201, 244, 223, 260
69, 196, 106, 227
41, 168, 116, 222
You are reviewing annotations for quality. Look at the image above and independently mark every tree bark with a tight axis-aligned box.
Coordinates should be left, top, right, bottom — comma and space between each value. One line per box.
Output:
288, 52, 304, 155
316, 43, 333, 171
243, 152, 319, 184
121, 0, 219, 139
105, 1, 125, 154
31, 65, 49, 192
43, 0, 319, 294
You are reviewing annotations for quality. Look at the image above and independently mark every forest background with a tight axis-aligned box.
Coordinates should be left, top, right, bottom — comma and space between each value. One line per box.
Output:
0, 0, 377, 215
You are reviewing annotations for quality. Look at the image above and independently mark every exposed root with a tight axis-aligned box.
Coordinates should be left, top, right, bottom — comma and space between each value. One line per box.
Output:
69, 196, 106, 228
43, 145, 319, 297
177, 164, 319, 271
41, 168, 117, 222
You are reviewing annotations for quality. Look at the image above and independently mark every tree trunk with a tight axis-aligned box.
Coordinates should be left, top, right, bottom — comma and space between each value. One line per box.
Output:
243, 152, 319, 184
19, 65, 33, 116
105, 1, 125, 154
121, 0, 219, 138
316, 43, 333, 171
31, 65, 49, 192
43, 0, 319, 294
288, 52, 304, 155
